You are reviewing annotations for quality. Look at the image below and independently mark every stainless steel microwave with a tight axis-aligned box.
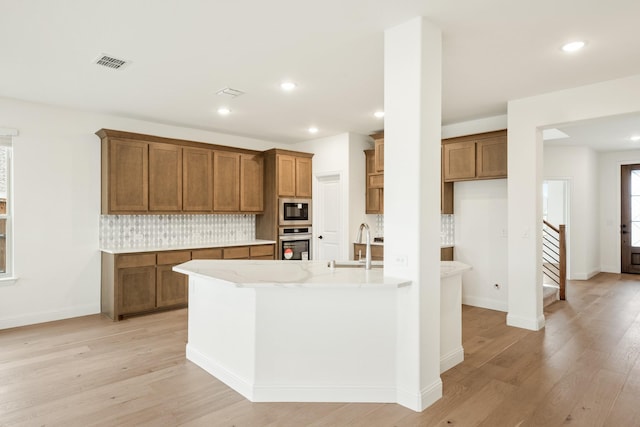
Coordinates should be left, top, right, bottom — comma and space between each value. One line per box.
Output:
279, 198, 312, 225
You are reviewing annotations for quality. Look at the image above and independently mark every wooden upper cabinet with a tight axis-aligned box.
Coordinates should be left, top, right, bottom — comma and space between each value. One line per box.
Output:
277, 155, 296, 197
277, 154, 311, 198
106, 138, 149, 213
149, 143, 182, 212
295, 157, 312, 198
183, 147, 213, 212
374, 138, 384, 172
240, 154, 264, 212
213, 151, 240, 211
443, 141, 476, 181
365, 149, 383, 214
476, 135, 507, 178
442, 130, 507, 182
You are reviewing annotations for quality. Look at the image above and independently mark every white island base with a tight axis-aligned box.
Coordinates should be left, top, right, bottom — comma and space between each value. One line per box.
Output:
174, 260, 470, 406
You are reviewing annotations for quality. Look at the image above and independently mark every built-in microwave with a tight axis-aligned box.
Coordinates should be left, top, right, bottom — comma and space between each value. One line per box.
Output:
279, 198, 312, 226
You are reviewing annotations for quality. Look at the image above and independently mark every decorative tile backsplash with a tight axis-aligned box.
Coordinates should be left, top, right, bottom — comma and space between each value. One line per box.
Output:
100, 214, 256, 249
441, 214, 455, 246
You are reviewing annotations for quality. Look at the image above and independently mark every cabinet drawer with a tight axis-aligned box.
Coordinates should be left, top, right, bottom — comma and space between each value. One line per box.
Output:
252, 255, 275, 260
116, 253, 156, 269
157, 250, 191, 266
368, 173, 384, 189
250, 244, 274, 258
224, 246, 250, 259
191, 248, 223, 259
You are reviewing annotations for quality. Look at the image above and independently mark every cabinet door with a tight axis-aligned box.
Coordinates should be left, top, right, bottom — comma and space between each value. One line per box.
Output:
156, 265, 188, 307
277, 155, 296, 197
240, 154, 264, 212
213, 151, 240, 212
443, 141, 476, 181
118, 266, 156, 315
364, 150, 383, 214
108, 139, 148, 212
250, 244, 274, 259
374, 138, 384, 172
476, 136, 507, 178
149, 143, 182, 211
183, 147, 213, 212
295, 157, 312, 198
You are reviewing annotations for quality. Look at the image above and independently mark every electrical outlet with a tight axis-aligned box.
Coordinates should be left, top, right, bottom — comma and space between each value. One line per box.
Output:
393, 255, 408, 267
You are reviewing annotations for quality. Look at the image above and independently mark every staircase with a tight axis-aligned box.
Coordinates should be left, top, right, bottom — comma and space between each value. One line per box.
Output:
542, 220, 566, 306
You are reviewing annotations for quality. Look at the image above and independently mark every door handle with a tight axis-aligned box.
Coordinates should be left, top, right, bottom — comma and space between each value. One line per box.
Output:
318, 235, 323, 239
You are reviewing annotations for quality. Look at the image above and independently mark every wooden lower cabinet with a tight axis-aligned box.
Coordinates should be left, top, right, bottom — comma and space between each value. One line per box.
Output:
102, 243, 276, 320
353, 243, 384, 261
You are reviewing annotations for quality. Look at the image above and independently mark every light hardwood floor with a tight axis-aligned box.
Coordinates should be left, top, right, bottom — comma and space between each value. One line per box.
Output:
1, 273, 640, 426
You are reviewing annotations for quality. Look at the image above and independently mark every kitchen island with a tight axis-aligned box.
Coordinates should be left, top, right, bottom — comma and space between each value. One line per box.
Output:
174, 259, 470, 405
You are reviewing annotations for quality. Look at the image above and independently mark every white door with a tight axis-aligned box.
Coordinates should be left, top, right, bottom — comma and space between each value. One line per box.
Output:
315, 174, 341, 261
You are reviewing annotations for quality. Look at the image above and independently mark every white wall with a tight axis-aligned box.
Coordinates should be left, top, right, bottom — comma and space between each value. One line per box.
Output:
454, 180, 508, 311
0, 97, 283, 329
544, 145, 600, 279
291, 132, 371, 261
599, 149, 640, 273
442, 114, 509, 312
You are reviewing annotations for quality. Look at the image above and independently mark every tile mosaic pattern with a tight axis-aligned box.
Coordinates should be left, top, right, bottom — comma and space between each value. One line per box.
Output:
441, 214, 455, 246
100, 214, 255, 249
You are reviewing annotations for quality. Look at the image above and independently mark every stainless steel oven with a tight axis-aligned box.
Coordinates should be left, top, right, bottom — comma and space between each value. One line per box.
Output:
279, 198, 312, 226
278, 226, 312, 260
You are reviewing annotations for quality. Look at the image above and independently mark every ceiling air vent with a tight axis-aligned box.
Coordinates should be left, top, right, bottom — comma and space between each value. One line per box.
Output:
93, 53, 130, 70
216, 87, 245, 98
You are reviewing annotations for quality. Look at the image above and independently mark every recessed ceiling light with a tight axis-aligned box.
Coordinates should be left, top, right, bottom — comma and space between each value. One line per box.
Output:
308, 127, 318, 134
281, 81, 297, 91
561, 41, 586, 53
217, 107, 231, 115
631, 135, 640, 142
374, 111, 385, 119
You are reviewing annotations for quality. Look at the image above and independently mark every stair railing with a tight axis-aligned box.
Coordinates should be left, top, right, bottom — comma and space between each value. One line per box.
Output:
542, 220, 566, 300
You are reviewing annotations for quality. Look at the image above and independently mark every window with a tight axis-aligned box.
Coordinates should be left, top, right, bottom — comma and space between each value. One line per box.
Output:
0, 136, 13, 280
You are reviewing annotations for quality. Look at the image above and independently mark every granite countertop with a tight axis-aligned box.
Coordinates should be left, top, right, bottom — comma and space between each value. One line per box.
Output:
100, 239, 277, 254
174, 259, 411, 289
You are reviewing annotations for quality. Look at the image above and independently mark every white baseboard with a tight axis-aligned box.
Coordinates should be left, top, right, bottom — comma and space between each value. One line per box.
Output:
186, 344, 254, 400
506, 313, 545, 331
0, 304, 100, 330
440, 347, 464, 373
571, 270, 600, 280
462, 295, 508, 312
187, 343, 397, 404
397, 378, 443, 412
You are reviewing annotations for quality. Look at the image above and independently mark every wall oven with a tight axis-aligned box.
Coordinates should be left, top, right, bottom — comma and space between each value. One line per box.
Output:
279, 198, 312, 226
278, 226, 312, 260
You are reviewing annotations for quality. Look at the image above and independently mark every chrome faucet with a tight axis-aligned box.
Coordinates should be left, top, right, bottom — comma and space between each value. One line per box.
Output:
356, 223, 372, 270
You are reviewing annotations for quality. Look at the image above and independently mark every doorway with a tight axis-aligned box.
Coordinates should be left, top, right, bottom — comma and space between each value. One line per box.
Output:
314, 174, 342, 261
543, 179, 571, 278
620, 164, 640, 273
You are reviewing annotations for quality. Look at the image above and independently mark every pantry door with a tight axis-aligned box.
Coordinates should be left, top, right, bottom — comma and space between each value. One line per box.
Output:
315, 174, 342, 261
621, 164, 640, 273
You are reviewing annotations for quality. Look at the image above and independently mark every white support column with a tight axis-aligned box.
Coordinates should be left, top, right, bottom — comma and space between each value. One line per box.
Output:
384, 17, 443, 411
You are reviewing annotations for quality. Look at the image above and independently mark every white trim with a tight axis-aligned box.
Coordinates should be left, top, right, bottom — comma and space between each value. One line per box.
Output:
571, 270, 600, 280
186, 344, 254, 400
252, 384, 396, 403
440, 347, 464, 373
0, 303, 99, 330
396, 378, 443, 412
462, 295, 508, 312
506, 313, 546, 331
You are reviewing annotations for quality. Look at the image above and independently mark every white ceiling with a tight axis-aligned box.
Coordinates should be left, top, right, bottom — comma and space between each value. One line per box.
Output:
2, 0, 640, 144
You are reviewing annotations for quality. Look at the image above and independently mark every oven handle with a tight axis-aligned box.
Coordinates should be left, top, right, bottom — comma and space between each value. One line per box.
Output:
278, 234, 313, 241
